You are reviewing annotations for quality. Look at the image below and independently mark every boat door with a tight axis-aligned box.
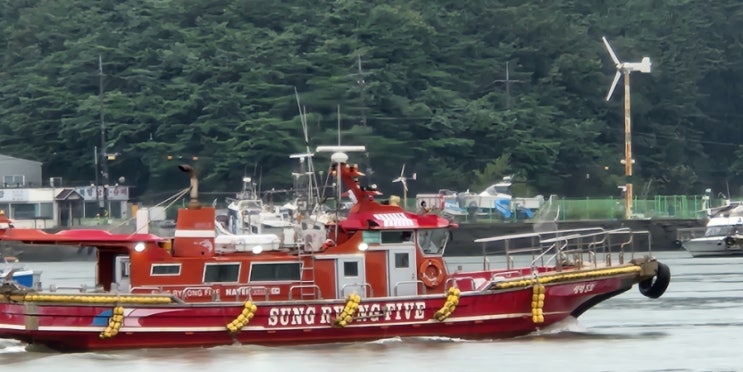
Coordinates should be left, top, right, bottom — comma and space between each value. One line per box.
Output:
335, 256, 366, 298
387, 246, 417, 296
114, 256, 131, 291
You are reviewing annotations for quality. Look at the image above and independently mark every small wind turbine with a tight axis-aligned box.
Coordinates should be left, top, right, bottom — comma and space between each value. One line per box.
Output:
392, 164, 416, 210
602, 36, 652, 220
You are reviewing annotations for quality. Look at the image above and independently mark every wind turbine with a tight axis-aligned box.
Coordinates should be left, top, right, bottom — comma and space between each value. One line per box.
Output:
602, 36, 652, 220
392, 164, 416, 210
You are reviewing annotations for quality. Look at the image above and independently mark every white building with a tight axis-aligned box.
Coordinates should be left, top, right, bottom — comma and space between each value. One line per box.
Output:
0, 154, 130, 228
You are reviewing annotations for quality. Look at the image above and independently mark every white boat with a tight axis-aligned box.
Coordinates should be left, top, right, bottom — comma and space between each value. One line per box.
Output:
415, 176, 545, 220
1, 258, 42, 288
681, 203, 743, 257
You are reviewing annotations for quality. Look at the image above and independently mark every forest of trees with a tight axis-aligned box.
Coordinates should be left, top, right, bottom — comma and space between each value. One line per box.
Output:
1, 0, 742, 202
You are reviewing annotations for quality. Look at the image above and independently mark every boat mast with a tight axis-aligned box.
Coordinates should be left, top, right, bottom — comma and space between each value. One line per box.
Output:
292, 88, 320, 218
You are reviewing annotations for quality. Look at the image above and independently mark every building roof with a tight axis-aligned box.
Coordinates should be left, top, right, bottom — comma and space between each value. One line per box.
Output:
0, 154, 42, 165
55, 189, 84, 201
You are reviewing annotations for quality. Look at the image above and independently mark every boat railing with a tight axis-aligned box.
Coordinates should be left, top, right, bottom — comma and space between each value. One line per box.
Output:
476, 227, 651, 275
554, 228, 635, 269
444, 276, 476, 291
533, 239, 569, 271
231, 285, 270, 302
289, 284, 323, 300
392, 280, 427, 296
48, 284, 102, 293
544, 229, 622, 269
129, 285, 164, 294
179, 286, 218, 301
339, 282, 373, 298
32, 284, 186, 303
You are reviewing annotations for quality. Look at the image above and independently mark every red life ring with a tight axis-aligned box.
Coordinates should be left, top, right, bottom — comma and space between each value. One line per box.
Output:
420, 260, 445, 288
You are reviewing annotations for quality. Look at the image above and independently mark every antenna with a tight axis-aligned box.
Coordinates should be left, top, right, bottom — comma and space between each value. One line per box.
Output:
602, 36, 652, 220
316, 145, 366, 236
293, 88, 319, 216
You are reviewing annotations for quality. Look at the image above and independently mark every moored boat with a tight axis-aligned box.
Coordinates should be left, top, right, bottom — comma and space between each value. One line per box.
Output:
0, 146, 670, 352
677, 202, 743, 257
1, 257, 41, 288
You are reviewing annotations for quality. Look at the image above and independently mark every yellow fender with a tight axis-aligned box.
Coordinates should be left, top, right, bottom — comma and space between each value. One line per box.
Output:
99, 305, 125, 339
433, 287, 461, 321
226, 300, 258, 334
334, 293, 361, 327
23, 293, 172, 305
531, 282, 545, 324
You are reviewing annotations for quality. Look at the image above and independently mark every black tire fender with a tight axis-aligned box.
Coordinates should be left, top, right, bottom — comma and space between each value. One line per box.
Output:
639, 262, 671, 299
724, 236, 737, 246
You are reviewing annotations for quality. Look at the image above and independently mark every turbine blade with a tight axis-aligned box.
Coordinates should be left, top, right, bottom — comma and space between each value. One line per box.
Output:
602, 36, 621, 65
402, 180, 408, 192
606, 71, 621, 101
400, 163, 405, 177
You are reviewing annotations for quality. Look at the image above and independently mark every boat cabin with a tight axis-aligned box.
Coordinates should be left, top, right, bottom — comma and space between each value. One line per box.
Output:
94, 156, 456, 303
96, 204, 452, 303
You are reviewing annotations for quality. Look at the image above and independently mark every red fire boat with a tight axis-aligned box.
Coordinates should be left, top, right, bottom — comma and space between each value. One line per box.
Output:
0, 146, 670, 351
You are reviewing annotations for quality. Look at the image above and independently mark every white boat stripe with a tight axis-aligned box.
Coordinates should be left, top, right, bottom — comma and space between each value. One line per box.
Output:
174, 230, 216, 238
0, 311, 570, 333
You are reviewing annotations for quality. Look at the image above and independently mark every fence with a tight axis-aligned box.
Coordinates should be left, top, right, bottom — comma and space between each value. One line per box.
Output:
441, 195, 726, 223
554, 195, 715, 220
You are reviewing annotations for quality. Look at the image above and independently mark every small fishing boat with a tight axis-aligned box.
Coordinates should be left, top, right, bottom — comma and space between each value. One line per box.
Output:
0, 146, 670, 351
1, 257, 41, 288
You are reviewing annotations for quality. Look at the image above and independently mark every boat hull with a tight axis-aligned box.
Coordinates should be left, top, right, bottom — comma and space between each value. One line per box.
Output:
0, 273, 638, 351
682, 237, 743, 257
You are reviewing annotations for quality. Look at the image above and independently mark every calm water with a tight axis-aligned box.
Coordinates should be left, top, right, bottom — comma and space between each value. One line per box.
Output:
2, 251, 741, 372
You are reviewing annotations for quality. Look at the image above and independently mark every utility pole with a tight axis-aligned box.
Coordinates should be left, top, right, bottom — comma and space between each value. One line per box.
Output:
622, 71, 633, 220
98, 55, 108, 214
94, 145, 100, 207
352, 55, 374, 180
493, 61, 523, 109
351, 54, 370, 127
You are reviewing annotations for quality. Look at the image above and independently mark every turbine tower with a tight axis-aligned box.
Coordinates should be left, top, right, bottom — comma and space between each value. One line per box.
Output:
602, 36, 652, 220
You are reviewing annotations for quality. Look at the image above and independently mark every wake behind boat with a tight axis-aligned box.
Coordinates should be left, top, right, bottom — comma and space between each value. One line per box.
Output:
0, 146, 670, 351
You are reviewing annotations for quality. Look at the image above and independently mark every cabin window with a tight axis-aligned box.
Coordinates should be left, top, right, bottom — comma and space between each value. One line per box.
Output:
151, 264, 181, 276
361, 231, 381, 244
203, 263, 240, 283
705, 225, 740, 237
249, 263, 301, 282
418, 228, 450, 255
381, 230, 414, 244
343, 261, 359, 277
394, 253, 409, 268
120, 261, 130, 278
